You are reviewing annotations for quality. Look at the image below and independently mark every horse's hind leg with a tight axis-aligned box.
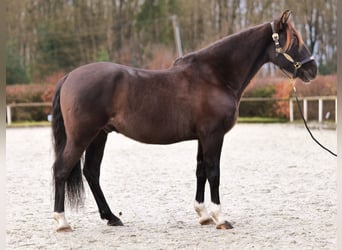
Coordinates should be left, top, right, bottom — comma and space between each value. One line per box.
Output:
54, 141, 85, 232
83, 131, 123, 226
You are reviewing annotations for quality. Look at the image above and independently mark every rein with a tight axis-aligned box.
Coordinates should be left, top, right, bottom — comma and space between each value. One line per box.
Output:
291, 81, 337, 157
270, 22, 336, 157
270, 22, 315, 78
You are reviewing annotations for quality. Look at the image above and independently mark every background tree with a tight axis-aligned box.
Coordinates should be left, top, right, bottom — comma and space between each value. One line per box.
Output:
6, 0, 337, 84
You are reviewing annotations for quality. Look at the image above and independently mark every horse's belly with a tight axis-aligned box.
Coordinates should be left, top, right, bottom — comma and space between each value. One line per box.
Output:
108, 114, 196, 145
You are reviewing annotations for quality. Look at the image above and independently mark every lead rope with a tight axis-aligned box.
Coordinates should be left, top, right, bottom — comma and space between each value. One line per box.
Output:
290, 79, 337, 157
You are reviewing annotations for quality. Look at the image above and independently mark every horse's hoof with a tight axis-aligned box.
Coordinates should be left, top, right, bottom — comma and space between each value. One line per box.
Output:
107, 219, 124, 226
199, 218, 215, 225
54, 212, 72, 232
56, 225, 73, 232
216, 221, 233, 229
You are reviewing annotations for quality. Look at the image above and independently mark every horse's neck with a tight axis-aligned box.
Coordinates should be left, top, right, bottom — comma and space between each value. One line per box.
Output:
198, 23, 272, 98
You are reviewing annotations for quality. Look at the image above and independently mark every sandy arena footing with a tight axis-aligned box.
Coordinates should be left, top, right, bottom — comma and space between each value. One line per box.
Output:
6, 124, 336, 249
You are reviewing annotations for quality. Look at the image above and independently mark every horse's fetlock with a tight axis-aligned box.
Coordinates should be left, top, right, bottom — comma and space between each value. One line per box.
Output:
100, 209, 111, 220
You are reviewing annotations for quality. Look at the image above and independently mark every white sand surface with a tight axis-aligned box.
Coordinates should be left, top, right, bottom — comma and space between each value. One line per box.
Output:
6, 124, 336, 249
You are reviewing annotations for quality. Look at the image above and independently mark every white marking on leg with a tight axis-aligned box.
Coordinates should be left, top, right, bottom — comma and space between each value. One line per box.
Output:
53, 212, 72, 232
194, 201, 212, 225
209, 203, 226, 226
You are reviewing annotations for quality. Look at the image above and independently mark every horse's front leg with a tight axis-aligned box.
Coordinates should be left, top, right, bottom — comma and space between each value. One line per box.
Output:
200, 134, 233, 229
194, 142, 214, 225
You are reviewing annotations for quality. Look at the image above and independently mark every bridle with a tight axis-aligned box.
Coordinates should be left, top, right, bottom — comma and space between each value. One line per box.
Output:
270, 22, 315, 79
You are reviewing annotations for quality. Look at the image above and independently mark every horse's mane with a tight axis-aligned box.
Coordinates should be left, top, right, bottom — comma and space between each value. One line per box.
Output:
173, 23, 266, 66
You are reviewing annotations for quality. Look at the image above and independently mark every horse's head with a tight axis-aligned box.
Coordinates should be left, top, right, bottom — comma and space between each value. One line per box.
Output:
269, 10, 317, 82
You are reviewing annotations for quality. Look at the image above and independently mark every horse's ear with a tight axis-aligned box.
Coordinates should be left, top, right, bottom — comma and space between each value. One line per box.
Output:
276, 10, 291, 31
280, 10, 291, 25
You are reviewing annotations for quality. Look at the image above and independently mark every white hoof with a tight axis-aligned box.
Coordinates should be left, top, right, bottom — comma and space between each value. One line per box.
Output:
194, 201, 214, 225
209, 203, 227, 226
54, 212, 72, 232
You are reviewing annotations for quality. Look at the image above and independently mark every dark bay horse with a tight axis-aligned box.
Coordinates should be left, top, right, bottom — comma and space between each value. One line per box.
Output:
52, 10, 317, 232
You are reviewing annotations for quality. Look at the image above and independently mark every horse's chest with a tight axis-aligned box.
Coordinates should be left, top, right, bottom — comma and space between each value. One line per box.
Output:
223, 108, 239, 133
197, 95, 238, 134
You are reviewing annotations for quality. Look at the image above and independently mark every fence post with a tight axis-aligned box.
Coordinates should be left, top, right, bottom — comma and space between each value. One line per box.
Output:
303, 98, 308, 121
318, 98, 323, 123
171, 15, 183, 57
336, 98, 338, 124
289, 99, 294, 122
6, 105, 12, 125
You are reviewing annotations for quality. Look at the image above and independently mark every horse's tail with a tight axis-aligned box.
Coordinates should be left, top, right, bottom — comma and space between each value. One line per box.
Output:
52, 74, 84, 208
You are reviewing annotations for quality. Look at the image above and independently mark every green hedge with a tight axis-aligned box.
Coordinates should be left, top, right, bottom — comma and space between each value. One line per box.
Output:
239, 84, 277, 117
6, 84, 53, 122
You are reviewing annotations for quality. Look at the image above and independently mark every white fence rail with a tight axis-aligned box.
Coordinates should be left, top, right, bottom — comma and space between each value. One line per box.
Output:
6, 97, 337, 125
6, 102, 52, 125
288, 96, 337, 124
